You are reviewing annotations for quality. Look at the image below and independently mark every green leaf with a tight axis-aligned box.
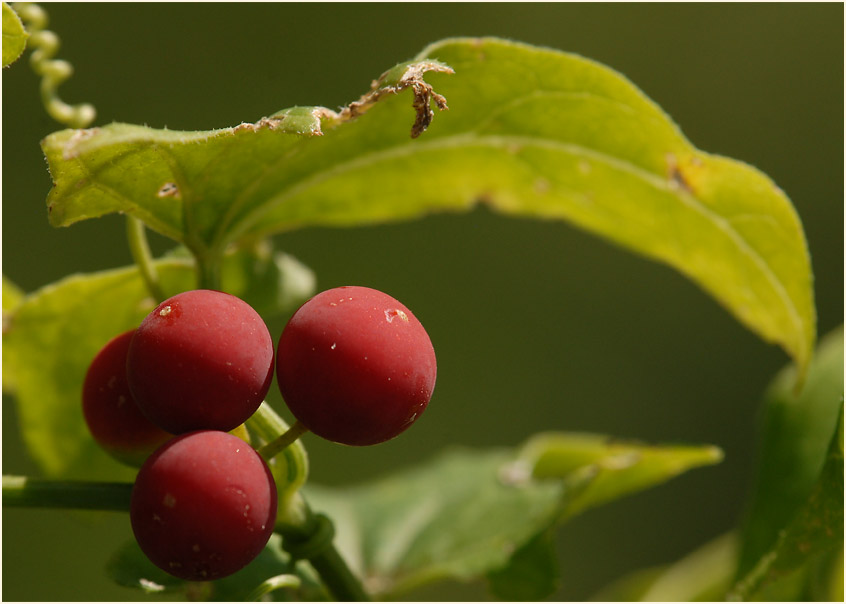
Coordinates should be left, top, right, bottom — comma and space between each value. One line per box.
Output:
218, 242, 316, 318
486, 529, 560, 601
2, 245, 314, 480
516, 432, 724, 518
2, 2, 28, 68
736, 326, 844, 578
599, 329, 844, 603
589, 567, 666, 602
307, 447, 562, 598
2, 274, 25, 394
306, 434, 721, 599
4, 266, 164, 481
40, 37, 816, 380
730, 406, 843, 601
106, 540, 185, 595
106, 534, 323, 601
592, 532, 738, 602
2, 273, 24, 311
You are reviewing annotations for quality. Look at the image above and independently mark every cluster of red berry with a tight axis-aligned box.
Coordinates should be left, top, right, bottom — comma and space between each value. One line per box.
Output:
82, 286, 436, 581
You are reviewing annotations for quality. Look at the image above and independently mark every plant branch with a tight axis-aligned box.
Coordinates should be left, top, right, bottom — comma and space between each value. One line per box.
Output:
2, 469, 370, 601
2, 475, 132, 511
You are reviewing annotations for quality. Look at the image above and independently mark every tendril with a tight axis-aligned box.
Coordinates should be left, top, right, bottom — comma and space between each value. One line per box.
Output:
12, 2, 96, 128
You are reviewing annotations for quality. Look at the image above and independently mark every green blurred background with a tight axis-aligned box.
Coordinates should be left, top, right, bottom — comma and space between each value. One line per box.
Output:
2, 3, 842, 601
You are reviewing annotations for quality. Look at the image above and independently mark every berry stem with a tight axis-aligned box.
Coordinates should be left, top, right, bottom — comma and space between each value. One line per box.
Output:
246, 403, 310, 526
2, 475, 132, 511
126, 216, 165, 302
248, 402, 310, 483
257, 420, 310, 461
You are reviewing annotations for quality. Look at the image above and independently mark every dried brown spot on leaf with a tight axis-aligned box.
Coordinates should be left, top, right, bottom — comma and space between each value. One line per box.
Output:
230, 62, 451, 140
340, 60, 454, 138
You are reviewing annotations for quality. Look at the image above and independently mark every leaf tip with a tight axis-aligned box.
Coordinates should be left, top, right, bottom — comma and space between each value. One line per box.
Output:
705, 445, 726, 465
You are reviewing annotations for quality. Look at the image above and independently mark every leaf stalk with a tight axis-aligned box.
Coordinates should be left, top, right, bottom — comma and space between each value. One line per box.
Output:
126, 216, 165, 302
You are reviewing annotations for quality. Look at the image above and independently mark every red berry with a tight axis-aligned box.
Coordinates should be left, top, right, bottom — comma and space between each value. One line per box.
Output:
127, 290, 274, 434
82, 330, 172, 467
276, 286, 436, 446
130, 430, 277, 581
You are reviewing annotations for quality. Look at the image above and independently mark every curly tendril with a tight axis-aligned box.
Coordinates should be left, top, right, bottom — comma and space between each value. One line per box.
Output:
12, 2, 96, 128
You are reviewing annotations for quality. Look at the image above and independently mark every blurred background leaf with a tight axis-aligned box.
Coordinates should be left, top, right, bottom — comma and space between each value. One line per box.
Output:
734, 327, 843, 574
591, 532, 738, 602
2, 274, 25, 394
306, 434, 720, 600
730, 407, 843, 601
588, 326, 844, 602
519, 432, 723, 519
732, 326, 844, 600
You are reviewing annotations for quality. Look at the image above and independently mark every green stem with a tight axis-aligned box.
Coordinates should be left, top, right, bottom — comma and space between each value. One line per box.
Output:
2, 471, 370, 600
247, 403, 310, 527
2, 475, 132, 511
126, 216, 165, 302
195, 248, 223, 291
257, 420, 310, 461
276, 513, 371, 602
309, 541, 371, 601
246, 573, 302, 601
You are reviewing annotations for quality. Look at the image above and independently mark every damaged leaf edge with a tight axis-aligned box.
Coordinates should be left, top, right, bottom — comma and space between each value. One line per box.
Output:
52, 59, 455, 163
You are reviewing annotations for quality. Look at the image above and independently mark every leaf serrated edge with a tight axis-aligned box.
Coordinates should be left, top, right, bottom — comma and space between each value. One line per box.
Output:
2, 1, 29, 68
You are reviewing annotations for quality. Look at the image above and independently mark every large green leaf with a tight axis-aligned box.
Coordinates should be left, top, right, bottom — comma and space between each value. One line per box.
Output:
2, 245, 314, 480
40, 37, 815, 380
2, 2, 28, 68
305, 434, 721, 599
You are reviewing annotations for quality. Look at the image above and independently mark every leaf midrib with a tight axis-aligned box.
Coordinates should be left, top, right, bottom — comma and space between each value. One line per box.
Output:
224, 131, 802, 354
210, 86, 671, 247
